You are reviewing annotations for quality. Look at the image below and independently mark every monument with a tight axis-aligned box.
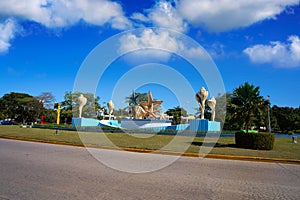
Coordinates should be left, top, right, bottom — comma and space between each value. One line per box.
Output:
126, 90, 163, 119
139, 91, 163, 119
71, 88, 220, 132
121, 91, 172, 130
190, 87, 221, 132
207, 96, 216, 121
72, 94, 119, 127
195, 87, 208, 119
107, 100, 114, 120
78, 94, 87, 118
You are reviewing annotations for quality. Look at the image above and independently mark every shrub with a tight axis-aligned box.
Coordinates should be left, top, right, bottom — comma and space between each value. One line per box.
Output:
235, 131, 274, 150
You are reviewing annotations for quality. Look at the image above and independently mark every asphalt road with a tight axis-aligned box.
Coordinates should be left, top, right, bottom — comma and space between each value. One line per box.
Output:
0, 139, 299, 200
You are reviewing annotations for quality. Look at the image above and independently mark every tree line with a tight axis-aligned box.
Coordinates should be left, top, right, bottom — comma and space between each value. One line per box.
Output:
0, 83, 299, 133
0, 91, 103, 124
214, 82, 300, 133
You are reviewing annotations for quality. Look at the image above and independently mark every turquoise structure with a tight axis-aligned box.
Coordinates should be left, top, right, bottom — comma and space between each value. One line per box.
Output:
72, 118, 119, 128
72, 118, 220, 132
189, 119, 221, 132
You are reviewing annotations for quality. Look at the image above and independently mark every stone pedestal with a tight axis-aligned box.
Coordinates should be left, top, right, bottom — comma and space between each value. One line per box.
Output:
189, 119, 221, 132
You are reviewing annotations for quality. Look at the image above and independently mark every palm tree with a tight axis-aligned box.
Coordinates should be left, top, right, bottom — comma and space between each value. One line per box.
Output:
126, 90, 140, 106
230, 82, 267, 133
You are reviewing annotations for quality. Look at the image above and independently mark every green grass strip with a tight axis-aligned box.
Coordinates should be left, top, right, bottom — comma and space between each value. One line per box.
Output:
0, 126, 299, 160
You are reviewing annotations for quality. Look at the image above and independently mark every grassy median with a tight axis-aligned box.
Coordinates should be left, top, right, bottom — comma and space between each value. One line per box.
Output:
0, 126, 299, 160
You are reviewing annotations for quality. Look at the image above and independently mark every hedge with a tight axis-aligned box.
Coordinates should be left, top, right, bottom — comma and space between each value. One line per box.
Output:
235, 131, 275, 150
33, 124, 122, 132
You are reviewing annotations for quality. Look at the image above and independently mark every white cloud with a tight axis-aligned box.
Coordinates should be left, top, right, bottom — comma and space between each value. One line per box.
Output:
131, 0, 188, 33
0, 19, 18, 53
118, 29, 180, 62
0, 0, 51, 26
118, 29, 205, 62
176, 0, 300, 32
148, 0, 188, 32
49, 0, 131, 29
0, 0, 131, 52
130, 0, 299, 32
119, 29, 181, 53
244, 36, 300, 68
131, 13, 149, 23
206, 42, 226, 58
0, 0, 131, 29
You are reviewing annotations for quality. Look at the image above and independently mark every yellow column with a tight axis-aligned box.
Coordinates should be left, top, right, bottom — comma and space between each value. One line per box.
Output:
56, 103, 60, 125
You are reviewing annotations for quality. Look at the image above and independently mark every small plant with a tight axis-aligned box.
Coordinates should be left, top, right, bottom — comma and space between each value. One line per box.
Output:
235, 131, 274, 150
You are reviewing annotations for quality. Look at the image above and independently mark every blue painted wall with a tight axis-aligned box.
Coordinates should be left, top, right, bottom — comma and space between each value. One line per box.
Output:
189, 119, 221, 132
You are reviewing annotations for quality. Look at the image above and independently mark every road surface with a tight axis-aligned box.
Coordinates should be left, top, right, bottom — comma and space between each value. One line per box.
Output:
0, 138, 299, 200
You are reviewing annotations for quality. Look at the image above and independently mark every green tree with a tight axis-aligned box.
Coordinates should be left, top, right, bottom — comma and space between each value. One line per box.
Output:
230, 82, 267, 133
0, 92, 43, 123
60, 92, 101, 121
41, 109, 57, 123
166, 106, 187, 125
223, 94, 240, 131
113, 108, 129, 122
272, 106, 297, 133
214, 93, 228, 126
0, 104, 5, 119
36, 92, 56, 109
295, 107, 300, 131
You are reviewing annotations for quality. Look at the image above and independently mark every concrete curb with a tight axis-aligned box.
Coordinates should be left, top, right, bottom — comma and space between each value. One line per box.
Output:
0, 136, 299, 165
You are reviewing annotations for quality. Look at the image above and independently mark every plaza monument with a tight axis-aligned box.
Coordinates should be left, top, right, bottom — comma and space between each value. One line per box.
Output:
72, 88, 220, 133
78, 94, 87, 118
189, 87, 221, 132
72, 95, 119, 127
120, 91, 173, 129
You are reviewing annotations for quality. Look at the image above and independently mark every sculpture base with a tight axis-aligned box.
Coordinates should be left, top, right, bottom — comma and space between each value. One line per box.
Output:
189, 119, 221, 132
121, 118, 172, 130
72, 118, 119, 128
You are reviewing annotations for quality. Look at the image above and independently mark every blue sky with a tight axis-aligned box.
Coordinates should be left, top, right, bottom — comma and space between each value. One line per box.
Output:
1, 0, 300, 114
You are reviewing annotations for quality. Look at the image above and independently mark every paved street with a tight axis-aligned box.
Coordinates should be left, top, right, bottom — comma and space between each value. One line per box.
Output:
0, 138, 299, 200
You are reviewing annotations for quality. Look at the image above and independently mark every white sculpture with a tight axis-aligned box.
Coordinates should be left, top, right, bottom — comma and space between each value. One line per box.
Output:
78, 94, 87, 118
207, 96, 216, 121
195, 87, 208, 119
107, 100, 114, 120
160, 113, 170, 120
132, 105, 147, 119
97, 108, 104, 119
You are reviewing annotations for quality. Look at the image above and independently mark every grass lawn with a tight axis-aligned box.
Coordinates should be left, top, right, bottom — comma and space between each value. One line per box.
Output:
0, 126, 299, 160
